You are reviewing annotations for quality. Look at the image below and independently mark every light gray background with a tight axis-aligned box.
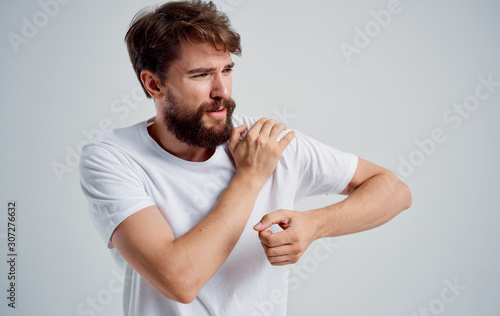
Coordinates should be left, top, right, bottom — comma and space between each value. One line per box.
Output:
1, 0, 499, 315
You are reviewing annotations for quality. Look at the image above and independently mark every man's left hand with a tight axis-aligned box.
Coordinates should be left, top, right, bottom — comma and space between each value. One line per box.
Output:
253, 210, 319, 266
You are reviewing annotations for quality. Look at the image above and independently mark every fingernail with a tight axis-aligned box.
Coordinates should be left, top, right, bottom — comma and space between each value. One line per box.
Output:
253, 222, 262, 230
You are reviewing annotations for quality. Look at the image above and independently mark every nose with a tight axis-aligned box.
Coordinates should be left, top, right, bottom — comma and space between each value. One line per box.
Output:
210, 74, 231, 100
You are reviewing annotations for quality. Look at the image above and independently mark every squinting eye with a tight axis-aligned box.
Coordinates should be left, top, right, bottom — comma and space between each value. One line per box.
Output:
193, 73, 207, 78
223, 69, 233, 73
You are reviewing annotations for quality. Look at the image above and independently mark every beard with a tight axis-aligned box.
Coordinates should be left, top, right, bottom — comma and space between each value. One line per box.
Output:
161, 91, 236, 148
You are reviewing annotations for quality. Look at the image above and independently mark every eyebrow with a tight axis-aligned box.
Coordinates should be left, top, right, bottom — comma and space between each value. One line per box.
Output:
186, 62, 235, 75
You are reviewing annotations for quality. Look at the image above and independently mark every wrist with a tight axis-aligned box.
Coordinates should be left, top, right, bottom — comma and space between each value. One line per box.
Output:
232, 170, 267, 192
233, 169, 268, 190
309, 203, 344, 239
305, 209, 327, 241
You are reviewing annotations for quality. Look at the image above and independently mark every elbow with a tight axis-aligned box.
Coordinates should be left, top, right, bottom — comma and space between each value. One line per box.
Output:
157, 271, 201, 304
403, 182, 412, 210
384, 171, 412, 212
397, 176, 412, 211
172, 291, 197, 305
160, 284, 198, 304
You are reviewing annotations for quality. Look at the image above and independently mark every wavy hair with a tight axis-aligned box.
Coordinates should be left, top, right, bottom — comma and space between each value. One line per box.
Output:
125, 1, 242, 98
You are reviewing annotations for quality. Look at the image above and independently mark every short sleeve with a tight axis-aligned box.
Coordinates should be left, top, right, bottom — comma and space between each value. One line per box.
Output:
291, 131, 358, 201
79, 144, 155, 248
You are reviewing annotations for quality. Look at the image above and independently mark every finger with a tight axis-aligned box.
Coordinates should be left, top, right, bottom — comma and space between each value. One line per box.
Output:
267, 257, 298, 266
259, 119, 277, 136
258, 221, 301, 247
267, 255, 298, 266
269, 123, 287, 141
278, 130, 296, 150
258, 230, 273, 246
246, 118, 268, 138
253, 210, 289, 232
268, 260, 295, 266
228, 123, 247, 153
258, 229, 293, 247
261, 243, 299, 257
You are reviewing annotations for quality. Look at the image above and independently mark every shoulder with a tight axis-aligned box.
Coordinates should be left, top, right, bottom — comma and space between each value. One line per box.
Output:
80, 120, 149, 168
83, 120, 147, 152
89, 121, 145, 147
231, 114, 260, 128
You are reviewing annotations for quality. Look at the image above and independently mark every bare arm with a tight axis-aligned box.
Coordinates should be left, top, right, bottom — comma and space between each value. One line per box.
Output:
111, 119, 295, 303
254, 158, 412, 265
314, 158, 412, 238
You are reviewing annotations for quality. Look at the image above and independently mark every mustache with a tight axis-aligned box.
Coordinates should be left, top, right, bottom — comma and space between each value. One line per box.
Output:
200, 98, 236, 112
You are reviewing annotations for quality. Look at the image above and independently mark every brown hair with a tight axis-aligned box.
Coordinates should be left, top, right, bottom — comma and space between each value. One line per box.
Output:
125, 0, 242, 98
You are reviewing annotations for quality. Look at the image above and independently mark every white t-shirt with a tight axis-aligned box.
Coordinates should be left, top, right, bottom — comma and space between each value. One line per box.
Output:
79, 114, 358, 316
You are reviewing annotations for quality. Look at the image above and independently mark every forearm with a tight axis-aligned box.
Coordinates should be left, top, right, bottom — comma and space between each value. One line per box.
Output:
313, 171, 412, 239
112, 119, 295, 303
168, 172, 262, 288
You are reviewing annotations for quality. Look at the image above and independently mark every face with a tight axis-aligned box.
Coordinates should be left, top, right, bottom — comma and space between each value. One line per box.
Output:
159, 42, 236, 148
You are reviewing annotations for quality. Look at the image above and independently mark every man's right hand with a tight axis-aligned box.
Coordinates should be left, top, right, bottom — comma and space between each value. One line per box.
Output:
228, 118, 295, 185
110, 118, 295, 304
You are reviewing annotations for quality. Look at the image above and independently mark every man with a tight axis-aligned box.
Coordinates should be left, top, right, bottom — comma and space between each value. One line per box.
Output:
79, 1, 412, 315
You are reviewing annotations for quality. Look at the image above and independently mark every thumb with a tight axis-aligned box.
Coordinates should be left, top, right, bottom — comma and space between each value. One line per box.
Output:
228, 123, 247, 153
253, 210, 289, 232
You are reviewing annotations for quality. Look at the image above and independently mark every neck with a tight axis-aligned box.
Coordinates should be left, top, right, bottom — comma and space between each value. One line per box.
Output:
147, 117, 215, 162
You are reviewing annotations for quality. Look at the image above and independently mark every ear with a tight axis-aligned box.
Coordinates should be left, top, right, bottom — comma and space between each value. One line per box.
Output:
140, 70, 164, 100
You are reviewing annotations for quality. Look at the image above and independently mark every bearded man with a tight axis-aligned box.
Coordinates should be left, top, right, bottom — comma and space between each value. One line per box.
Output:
79, 1, 412, 315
